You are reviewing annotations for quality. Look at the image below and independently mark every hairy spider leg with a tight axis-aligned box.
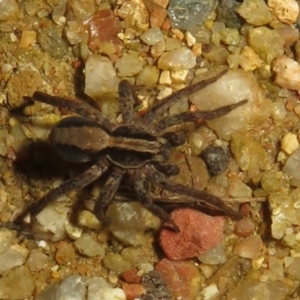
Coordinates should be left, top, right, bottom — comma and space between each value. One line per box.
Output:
158, 99, 248, 130
143, 69, 228, 123
94, 166, 125, 223
153, 162, 180, 176
131, 170, 180, 232
144, 165, 242, 220
25, 92, 114, 130
118, 80, 141, 122
16, 157, 111, 223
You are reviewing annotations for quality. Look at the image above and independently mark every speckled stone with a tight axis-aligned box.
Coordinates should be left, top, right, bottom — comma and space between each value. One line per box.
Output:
235, 0, 272, 26
248, 27, 284, 64
0, 266, 35, 299
0, 0, 19, 21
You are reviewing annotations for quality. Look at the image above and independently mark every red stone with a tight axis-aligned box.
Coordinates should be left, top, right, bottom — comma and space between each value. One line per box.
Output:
122, 283, 146, 300
121, 268, 141, 284
85, 10, 123, 53
234, 219, 255, 237
159, 208, 225, 260
155, 259, 200, 299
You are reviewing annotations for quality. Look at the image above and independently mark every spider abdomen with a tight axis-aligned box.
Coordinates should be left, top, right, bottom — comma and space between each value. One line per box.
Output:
50, 117, 165, 165
50, 116, 110, 162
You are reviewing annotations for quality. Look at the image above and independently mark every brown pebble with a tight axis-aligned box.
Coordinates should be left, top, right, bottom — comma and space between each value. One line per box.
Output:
123, 283, 146, 300
286, 100, 294, 111
235, 219, 255, 237
121, 268, 141, 284
55, 241, 76, 265
76, 263, 90, 275
155, 259, 200, 299
234, 235, 263, 259
161, 17, 171, 31
150, 8, 167, 28
240, 203, 252, 217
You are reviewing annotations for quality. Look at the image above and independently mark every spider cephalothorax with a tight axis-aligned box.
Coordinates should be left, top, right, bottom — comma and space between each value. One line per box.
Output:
19, 69, 246, 231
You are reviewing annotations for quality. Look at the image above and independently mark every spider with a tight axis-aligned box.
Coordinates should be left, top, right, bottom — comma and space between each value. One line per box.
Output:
18, 69, 246, 231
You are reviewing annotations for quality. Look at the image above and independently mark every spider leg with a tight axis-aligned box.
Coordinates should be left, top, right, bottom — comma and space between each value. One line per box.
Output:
144, 69, 228, 123
24, 92, 114, 130
94, 166, 125, 223
162, 132, 186, 146
144, 165, 242, 220
131, 170, 180, 232
158, 99, 248, 130
16, 157, 111, 224
153, 162, 180, 176
118, 80, 141, 122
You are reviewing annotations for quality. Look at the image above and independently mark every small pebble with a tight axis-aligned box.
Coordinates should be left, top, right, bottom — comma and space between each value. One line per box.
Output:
136, 65, 159, 87
26, 249, 48, 272
88, 277, 126, 300
281, 133, 299, 155
239, 46, 263, 71
19, 30, 36, 48
84, 54, 119, 100
287, 257, 300, 280
235, 0, 272, 26
55, 241, 76, 265
235, 219, 256, 237
268, 0, 299, 24
168, 0, 215, 33
0, 0, 19, 21
74, 234, 105, 258
107, 202, 160, 247
248, 27, 284, 64
77, 210, 101, 230
86, 10, 123, 53
0, 244, 29, 274
140, 27, 164, 46
198, 240, 226, 265
157, 46, 196, 71
202, 283, 219, 300
122, 283, 146, 300
150, 8, 168, 28
64, 220, 83, 239
115, 52, 146, 77
35, 204, 70, 241
0, 229, 16, 255
0, 266, 35, 299
103, 253, 131, 273
234, 235, 263, 259
269, 256, 284, 278
121, 268, 141, 284
231, 132, 266, 171
37, 275, 87, 300
155, 259, 201, 299
201, 145, 229, 176
159, 70, 172, 85
227, 180, 253, 198
68, 0, 96, 20
273, 56, 300, 91
118, 0, 149, 31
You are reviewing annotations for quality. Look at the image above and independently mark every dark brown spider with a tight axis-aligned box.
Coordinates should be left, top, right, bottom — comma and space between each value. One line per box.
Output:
18, 69, 246, 231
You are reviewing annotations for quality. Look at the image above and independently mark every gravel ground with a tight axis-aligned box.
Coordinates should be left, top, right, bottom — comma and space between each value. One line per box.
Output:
1, 0, 300, 299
